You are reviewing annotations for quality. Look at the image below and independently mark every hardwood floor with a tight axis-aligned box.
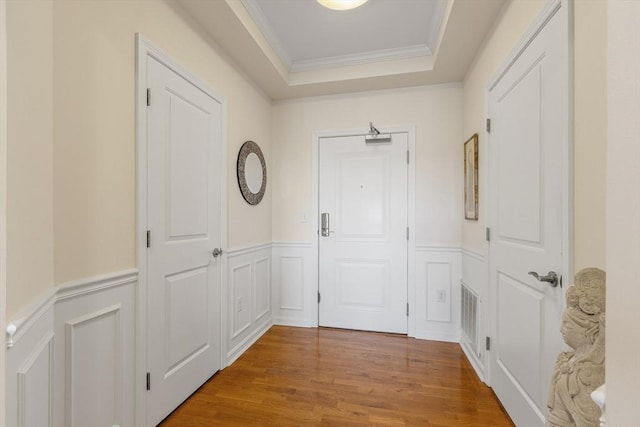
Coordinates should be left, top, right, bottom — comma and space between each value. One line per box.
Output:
160, 326, 514, 426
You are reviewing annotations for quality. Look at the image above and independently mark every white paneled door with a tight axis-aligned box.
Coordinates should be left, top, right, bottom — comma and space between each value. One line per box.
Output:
318, 133, 408, 334
146, 56, 222, 426
488, 5, 566, 426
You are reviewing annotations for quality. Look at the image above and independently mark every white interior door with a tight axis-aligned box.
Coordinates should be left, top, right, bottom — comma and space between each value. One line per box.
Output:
146, 56, 222, 426
318, 133, 408, 334
488, 6, 566, 426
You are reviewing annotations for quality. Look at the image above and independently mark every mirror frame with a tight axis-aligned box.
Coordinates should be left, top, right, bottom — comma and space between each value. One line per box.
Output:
237, 140, 267, 205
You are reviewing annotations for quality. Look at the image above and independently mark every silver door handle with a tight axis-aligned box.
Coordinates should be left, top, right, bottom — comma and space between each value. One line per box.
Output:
212, 248, 223, 258
528, 271, 559, 288
320, 212, 334, 237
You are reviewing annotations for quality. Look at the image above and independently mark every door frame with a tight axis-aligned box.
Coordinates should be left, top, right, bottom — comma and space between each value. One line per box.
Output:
312, 126, 416, 336
0, 1, 7, 425
483, 0, 573, 385
135, 34, 228, 426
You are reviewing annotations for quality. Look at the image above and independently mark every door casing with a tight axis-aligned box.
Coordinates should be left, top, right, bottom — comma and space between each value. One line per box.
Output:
0, 2, 7, 426
483, 0, 573, 393
135, 34, 228, 427
312, 126, 416, 336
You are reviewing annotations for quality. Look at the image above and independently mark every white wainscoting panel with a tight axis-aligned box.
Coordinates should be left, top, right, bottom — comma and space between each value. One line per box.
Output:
272, 243, 316, 327
4, 245, 488, 426
230, 263, 252, 339
414, 246, 461, 342
461, 248, 488, 382
462, 248, 487, 297
6, 304, 55, 427
54, 272, 136, 427
65, 305, 122, 427
426, 262, 453, 322
254, 257, 270, 320
17, 332, 54, 427
279, 257, 304, 311
226, 243, 273, 365
5, 270, 136, 427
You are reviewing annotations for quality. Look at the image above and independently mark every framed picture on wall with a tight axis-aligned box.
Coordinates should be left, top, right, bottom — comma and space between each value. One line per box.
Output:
464, 133, 478, 220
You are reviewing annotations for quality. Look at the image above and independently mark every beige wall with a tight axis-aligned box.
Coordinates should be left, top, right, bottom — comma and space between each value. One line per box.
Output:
5, 0, 610, 349
461, 0, 547, 254
271, 84, 463, 246
52, 0, 272, 285
573, 0, 606, 272
5, 0, 273, 314
462, 0, 607, 273
606, 1, 640, 422
6, 0, 55, 318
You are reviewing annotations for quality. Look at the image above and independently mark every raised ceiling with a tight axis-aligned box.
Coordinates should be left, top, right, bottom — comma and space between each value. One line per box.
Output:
176, 0, 506, 100
242, 0, 447, 72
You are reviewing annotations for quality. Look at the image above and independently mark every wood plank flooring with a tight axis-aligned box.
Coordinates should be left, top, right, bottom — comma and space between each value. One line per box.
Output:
160, 326, 514, 426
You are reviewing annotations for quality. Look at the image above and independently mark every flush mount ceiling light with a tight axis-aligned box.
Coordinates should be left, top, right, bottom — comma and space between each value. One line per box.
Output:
317, 0, 368, 11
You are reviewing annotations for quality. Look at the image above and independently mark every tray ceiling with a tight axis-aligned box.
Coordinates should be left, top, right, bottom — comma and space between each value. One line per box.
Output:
242, 0, 447, 72
175, 0, 506, 99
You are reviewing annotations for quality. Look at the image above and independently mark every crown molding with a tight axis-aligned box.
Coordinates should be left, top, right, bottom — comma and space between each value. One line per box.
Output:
241, 0, 293, 69
290, 44, 433, 73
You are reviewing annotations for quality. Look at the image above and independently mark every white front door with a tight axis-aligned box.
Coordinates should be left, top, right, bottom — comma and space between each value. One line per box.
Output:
146, 56, 223, 426
318, 133, 408, 334
488, 5, 566, 426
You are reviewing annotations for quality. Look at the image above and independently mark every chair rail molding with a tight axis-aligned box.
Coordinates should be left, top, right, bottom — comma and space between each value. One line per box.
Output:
6, 269, 137, 348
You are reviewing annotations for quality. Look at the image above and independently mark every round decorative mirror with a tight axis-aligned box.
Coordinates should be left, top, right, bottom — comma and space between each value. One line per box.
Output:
237, 141, 266, 205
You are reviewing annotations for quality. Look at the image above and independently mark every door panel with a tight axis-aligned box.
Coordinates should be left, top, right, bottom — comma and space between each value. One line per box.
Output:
164, 268, 209, 372
497, 64, 543, 245
497, 273, 544, 403
338, 155, 388, 239
167, 92, 210, 239
319, 133, 407, 334
147, 56, 222, 426
488, 6, 565, 426
335, 260, 389, 311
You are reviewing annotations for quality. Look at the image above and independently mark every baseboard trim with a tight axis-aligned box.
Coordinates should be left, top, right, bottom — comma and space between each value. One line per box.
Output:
274, 318, 317, 328
413, 330, 460, 343
415, 245, 461, 253
460, 340, 486, 384
226, 318, 272, 366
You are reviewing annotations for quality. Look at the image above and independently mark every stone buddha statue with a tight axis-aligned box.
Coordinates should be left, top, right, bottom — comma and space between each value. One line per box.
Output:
547, 268, 606, 427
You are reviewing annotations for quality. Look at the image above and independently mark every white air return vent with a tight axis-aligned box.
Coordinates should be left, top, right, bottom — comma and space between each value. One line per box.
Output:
461, 282, 479, 355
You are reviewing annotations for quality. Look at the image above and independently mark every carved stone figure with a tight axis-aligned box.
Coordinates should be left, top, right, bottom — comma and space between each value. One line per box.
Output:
547, 268, 606, 427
